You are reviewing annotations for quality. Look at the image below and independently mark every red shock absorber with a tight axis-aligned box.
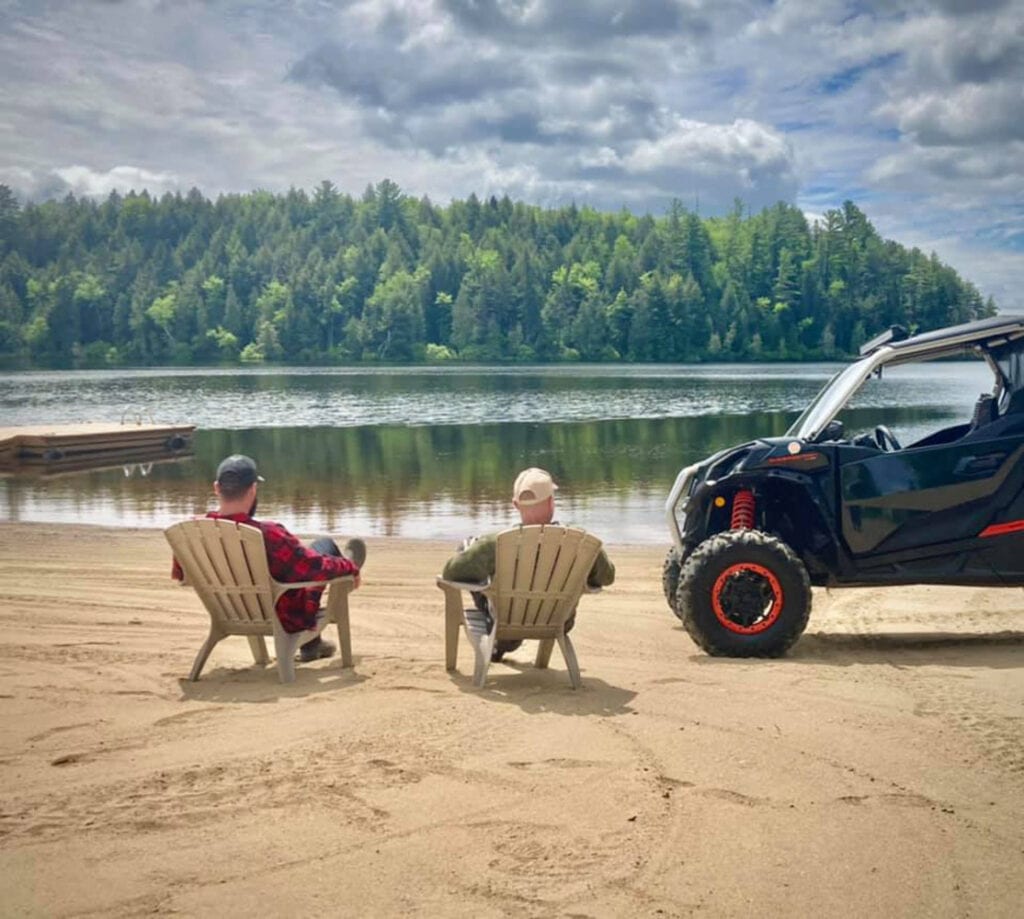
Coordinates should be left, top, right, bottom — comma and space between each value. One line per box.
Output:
731, 488, 756, 529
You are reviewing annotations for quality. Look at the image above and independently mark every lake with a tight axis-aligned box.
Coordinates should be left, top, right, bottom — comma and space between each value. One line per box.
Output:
0, 361, 993, 543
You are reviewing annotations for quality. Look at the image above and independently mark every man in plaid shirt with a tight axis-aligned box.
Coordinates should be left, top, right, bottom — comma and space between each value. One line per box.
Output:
172, 454, 365, 662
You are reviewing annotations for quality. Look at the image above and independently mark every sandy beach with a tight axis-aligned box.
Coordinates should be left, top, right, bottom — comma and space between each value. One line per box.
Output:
1, 522, 1022, 917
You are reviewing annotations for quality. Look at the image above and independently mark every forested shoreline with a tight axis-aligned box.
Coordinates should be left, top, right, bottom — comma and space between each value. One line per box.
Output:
0, 180, 994, 368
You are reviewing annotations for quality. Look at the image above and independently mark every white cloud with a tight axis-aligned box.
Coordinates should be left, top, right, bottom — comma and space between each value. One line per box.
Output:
53, 165, 182, 198
626, 118, 794, 181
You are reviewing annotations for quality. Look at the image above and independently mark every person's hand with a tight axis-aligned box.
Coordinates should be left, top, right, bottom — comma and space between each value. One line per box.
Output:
352, 571, 361, 590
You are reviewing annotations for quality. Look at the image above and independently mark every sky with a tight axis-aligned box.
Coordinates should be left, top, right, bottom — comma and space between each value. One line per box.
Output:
1, 0, 1021, 305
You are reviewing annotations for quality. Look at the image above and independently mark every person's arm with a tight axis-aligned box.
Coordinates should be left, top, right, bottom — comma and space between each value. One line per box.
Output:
442, 533, 496, 584
261, 522, 360, 583
587, 547, 615, 588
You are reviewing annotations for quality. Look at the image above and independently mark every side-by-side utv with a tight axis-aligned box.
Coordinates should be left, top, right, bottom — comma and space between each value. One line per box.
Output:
663, 315, 1024, 656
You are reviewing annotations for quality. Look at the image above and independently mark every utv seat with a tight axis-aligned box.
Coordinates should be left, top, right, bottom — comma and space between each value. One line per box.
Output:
968, 393, 998, 433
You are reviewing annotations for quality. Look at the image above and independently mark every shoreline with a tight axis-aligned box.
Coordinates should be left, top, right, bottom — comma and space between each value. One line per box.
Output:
1, 521, 1022, 916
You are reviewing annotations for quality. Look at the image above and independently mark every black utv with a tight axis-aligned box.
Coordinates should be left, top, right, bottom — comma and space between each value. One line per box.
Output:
663, 315, 1024, 657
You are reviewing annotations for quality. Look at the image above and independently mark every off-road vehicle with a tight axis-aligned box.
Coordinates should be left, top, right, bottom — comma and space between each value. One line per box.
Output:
663, 315, 1024, 656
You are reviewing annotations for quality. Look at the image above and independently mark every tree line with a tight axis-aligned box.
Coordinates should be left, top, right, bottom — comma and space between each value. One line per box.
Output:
0, 180, 995, 367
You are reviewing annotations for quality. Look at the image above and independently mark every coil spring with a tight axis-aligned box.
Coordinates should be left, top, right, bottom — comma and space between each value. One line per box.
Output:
731, 489, 756, 529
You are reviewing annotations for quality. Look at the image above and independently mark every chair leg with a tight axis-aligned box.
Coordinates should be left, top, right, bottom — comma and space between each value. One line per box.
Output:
335, 605, 353, 669
326, 583, 354, 668
247, 635, 269, 665
189, 626, 223, 681
473, 626, 496, 688
461, 609, 494, 688
535, 638, 555, 669
442, 587, 462, 671
271, 621, 305, 683
556, 633, 582, 689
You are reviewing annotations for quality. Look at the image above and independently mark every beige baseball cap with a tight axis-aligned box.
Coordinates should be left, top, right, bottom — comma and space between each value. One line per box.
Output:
513, 467, 558, 506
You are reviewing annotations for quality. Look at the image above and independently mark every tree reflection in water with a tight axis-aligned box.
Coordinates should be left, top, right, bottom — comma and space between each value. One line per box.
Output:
0, 405, 951, 542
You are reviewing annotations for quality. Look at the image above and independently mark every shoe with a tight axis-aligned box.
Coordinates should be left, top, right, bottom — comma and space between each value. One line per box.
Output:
341, 538, 367, 569
491, 639, 523, 662
298, 636, 336, 662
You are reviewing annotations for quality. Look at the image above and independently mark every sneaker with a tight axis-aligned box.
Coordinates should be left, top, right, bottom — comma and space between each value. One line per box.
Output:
491, 639, 523, 663
298, 636, 336, 662
341, 537, 367, 569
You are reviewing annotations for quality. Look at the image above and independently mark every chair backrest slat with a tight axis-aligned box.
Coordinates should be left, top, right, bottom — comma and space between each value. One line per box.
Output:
531, 528, 591, 626
496, 525, 539, 626
166, 519, 275, 626
491, 525, 602, 632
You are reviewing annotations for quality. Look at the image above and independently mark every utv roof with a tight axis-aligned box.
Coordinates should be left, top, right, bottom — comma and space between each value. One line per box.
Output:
860, 314, 1024, 360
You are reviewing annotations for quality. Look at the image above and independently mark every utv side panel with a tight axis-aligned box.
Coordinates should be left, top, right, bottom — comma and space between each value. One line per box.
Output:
839, 438, 1024, 554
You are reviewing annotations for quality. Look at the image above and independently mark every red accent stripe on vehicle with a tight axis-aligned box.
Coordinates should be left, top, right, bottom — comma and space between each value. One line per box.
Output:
979, 520, 1024, 538
766, 452, 821, 465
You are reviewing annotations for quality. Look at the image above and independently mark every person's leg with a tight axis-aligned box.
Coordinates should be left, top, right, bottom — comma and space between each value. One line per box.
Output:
311, 536, 366, 569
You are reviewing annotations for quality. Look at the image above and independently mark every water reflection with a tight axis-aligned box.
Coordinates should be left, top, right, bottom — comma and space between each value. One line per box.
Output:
0, 361, 992, 542
1, 406, 951, 542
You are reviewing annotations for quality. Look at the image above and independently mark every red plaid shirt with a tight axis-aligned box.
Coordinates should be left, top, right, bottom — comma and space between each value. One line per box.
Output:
171, 512, 358, 633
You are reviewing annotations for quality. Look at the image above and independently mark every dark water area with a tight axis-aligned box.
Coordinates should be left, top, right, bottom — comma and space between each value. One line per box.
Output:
0, 362, 993, 543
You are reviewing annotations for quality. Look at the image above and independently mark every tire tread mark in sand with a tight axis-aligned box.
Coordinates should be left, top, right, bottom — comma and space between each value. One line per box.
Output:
913, 678, 1024, 777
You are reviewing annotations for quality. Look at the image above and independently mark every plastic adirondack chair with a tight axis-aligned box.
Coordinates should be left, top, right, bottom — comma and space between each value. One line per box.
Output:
165, 518, 355, 683
436, 524, 603, 689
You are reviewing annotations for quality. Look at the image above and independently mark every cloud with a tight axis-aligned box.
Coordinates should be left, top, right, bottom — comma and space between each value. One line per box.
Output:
439, 0, 714, 44
622, 117, 798, 199
880, 83, 1024, 146
55, 165, 183, 197
289, 40, 525, 112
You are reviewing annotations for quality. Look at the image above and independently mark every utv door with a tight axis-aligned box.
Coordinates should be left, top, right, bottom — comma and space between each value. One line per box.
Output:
838, 431, 1024, 579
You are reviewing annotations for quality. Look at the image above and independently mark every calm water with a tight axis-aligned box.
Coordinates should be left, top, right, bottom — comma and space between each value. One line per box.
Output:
0, 361, 993, 543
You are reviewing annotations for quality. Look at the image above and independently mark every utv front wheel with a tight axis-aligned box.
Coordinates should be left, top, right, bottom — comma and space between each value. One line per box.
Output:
675, 530, 811, 657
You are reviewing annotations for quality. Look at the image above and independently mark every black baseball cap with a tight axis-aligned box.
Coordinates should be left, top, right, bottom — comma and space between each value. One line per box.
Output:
215, 454, 265, 488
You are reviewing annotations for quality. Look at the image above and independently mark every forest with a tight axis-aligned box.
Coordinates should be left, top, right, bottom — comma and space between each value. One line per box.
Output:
0, 180, 995, 367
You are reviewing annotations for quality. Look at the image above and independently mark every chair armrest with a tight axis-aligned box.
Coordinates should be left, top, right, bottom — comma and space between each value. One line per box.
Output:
270, 575, 355, 604
271, 575, 355, 592
435, 576, 490, 592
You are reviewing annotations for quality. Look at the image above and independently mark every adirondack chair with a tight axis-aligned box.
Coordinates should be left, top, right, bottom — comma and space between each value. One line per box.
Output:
165, 518, 355, 683
436, 524, 603, 689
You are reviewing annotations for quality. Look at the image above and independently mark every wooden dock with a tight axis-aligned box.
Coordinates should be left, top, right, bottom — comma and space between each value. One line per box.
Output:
0, 422, 196, 471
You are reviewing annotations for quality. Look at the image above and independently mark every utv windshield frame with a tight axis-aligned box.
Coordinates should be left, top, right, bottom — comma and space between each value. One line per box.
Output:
787, 316, 1024, 443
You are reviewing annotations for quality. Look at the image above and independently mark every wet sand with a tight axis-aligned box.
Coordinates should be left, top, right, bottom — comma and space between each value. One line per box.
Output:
1, 523, 1022, 917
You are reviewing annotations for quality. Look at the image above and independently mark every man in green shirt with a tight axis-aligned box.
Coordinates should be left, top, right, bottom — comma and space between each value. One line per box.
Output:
442, 467, 615, 661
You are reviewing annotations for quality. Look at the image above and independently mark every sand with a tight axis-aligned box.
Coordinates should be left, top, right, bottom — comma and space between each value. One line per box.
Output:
0, 522, 1022, 917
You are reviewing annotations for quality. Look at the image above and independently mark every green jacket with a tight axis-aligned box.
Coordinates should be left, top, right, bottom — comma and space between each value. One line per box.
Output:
442, 526, 615, 588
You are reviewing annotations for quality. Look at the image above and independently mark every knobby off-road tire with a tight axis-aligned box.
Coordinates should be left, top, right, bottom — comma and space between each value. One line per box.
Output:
675, 529, 811, 657
662, 547, 684, 619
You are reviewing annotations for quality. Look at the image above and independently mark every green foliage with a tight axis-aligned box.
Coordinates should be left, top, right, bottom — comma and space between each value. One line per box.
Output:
0, 181, 994, 366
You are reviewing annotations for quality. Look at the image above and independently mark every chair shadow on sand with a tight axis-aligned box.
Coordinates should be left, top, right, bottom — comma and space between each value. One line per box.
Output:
177, 659, 367, 704
683, 627, 1024, 670
449, 660, 637, 716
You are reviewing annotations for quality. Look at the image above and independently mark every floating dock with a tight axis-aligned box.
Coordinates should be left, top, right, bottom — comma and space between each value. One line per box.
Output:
0, 422, 196, 471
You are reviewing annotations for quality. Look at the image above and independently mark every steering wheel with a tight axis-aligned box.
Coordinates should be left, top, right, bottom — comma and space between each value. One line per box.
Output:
874, 425, 902, 452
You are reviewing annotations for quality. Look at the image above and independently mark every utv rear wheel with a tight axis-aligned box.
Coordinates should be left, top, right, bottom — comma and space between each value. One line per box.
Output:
675, 530, 811, 657
662, 547, 684, 619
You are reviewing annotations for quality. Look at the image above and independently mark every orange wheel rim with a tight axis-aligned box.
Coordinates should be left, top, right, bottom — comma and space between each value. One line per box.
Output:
711, 562, 784, 634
